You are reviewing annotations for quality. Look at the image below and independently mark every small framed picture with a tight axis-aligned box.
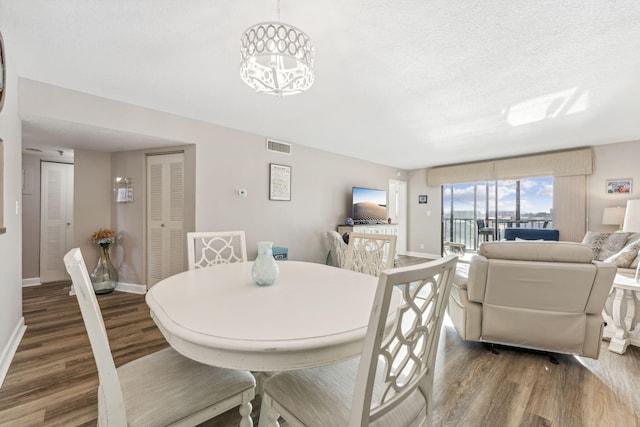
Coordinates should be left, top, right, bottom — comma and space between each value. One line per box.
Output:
269, 163, 291, 201
606, 179, 632, 194
418, 195, 428, 204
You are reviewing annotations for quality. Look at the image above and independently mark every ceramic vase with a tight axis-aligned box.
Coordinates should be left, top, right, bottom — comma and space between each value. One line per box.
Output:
251, 241, 279, 286
90, 238, 119, 294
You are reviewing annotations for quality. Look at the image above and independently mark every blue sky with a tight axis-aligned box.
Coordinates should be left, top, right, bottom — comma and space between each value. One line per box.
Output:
443, 177, 553, 215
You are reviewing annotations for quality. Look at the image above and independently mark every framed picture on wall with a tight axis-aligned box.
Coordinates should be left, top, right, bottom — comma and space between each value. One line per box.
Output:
606, 178, 632, 194
269, 163, 291, 201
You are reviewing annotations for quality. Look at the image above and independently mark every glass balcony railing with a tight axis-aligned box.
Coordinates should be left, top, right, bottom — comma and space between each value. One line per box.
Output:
442, 218, 552, 252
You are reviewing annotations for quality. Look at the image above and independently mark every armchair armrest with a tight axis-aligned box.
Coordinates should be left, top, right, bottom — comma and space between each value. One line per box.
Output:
585, 261, 617, 314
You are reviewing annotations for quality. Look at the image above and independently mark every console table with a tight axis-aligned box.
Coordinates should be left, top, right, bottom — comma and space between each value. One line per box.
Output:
602, 273, 640, 354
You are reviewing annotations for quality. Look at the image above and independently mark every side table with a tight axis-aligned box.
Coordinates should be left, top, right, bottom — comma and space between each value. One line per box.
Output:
602, 273, 640, 354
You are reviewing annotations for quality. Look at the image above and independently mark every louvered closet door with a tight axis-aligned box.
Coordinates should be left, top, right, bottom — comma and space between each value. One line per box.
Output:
40, 161, 74, 283
146, 153, 184, 287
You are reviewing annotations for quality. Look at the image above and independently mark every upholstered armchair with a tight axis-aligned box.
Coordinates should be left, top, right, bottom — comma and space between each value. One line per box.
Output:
326, 230, 348, 268
447, 241, 617, 359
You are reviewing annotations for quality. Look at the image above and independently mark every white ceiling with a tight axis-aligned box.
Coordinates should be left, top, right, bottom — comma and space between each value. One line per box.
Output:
5, 1, 640, 169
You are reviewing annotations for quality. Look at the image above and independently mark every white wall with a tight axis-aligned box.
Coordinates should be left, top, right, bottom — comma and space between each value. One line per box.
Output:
0, 25, 26, 384
406, 168, 442, 256
74, 149, 112, 272
21, 154, 41, 279
18, 80, 405, 280
588, 139, 640, 233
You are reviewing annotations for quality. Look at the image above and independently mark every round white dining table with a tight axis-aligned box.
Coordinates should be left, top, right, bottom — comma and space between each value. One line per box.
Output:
146, 261, 400, 372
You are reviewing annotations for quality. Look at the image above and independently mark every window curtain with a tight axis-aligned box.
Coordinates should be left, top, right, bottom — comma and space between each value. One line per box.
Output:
553, 175, 587, 242
427, 147, 593, 185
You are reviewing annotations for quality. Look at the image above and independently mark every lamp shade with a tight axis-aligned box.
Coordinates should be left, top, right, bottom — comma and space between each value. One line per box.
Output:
602, 206, 626, 226
622, 199, 640, 232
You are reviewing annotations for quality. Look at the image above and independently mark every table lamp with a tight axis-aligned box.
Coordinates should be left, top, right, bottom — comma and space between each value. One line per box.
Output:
622, 199, 640, 281
602, 206, 626, 230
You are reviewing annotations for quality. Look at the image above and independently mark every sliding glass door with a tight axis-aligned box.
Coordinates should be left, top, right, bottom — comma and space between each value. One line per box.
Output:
442, 177, 553, 253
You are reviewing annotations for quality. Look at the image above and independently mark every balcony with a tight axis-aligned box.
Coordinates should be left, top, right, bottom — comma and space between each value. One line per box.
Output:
442, 218, 552, 253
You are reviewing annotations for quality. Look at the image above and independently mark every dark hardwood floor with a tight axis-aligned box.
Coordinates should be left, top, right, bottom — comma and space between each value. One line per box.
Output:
1, 274, 639, 426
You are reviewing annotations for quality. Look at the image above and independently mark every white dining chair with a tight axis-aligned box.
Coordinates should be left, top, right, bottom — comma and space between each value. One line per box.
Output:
63, 248, 256, 427
258, 255, 458, 427
187, 231, 248, 270
326, 230, 348, 268
343, 232, 397, 277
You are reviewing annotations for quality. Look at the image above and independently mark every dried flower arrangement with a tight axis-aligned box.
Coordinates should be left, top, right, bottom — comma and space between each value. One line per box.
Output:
91, 228, 116, 246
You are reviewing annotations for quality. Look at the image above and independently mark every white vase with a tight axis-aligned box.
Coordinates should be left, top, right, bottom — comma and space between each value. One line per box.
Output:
251, 241, 279, 286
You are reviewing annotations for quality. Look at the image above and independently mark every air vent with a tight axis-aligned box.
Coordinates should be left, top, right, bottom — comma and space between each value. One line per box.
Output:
266, 139, 292, 155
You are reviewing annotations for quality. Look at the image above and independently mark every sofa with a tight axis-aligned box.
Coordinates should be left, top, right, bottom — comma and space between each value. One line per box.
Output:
447, 241, 617, 359
503, 227, 559, 241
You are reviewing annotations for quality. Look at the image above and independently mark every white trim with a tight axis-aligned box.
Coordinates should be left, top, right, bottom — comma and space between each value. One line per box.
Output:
70, 282, 146, 296
116, 282, 147, 294
0, 317, 26, 387
22, 277, 41, 287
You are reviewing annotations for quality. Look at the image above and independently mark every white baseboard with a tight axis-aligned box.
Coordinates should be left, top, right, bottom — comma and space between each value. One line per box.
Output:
22, 277, 41, 287
116, 282, 147, 294
0, 317, 26, 388
69, 282, 146, 296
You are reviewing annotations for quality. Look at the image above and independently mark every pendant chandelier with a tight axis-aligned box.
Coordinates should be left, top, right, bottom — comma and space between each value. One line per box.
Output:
240, 1, 314, 96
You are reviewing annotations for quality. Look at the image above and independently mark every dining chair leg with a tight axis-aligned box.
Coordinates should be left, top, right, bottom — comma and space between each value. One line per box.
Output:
258, 394, 280, 427
239, 399, 254, 427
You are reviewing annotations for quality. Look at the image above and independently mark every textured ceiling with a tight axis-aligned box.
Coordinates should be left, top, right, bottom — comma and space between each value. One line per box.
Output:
5, 0, 640, 169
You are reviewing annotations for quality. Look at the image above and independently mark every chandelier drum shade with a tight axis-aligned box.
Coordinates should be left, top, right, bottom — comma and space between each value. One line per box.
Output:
240, 22, 314, 96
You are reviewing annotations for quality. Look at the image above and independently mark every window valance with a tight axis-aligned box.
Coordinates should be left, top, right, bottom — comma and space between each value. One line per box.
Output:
426, 147, 593, 185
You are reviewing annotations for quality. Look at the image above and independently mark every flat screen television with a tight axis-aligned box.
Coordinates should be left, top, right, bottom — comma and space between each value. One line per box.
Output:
352, 187, 387, 224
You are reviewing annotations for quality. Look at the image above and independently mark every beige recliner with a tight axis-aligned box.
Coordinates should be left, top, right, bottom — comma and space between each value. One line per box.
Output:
447, 241, 617, 359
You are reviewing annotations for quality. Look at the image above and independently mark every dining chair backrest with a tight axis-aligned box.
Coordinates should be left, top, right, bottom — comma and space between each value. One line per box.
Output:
326, 230, 348, 268
187, 231, 248, 270
476, 219, 486, 229
344, 232, 397, 277
351, 254, 458, 425
63, 248, 127, 425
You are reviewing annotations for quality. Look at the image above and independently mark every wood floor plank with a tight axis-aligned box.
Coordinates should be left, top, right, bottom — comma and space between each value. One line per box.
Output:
2, 278, 640, 426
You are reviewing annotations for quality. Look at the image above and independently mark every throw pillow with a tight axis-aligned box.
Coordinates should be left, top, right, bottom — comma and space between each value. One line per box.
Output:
604, 240, 640, 268
581, 232, 630, 261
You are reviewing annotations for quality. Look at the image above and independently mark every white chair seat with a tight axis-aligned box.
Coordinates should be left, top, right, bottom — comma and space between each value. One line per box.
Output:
118, 347, 256, 426
263, 358, 426, 427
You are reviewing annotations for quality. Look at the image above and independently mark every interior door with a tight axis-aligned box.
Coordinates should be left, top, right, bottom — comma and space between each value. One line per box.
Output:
146, 152, 185, 287
388, 179, 407, 255
40, 161, 74, 283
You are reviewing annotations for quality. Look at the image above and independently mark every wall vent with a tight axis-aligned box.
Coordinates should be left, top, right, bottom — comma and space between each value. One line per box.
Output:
266, 139, 292, 155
